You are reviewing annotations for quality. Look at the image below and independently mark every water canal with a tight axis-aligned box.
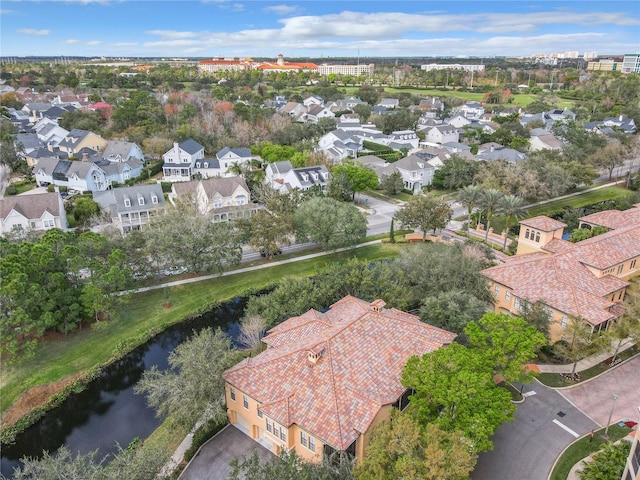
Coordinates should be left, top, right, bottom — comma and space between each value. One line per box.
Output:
0, 297, 247, 477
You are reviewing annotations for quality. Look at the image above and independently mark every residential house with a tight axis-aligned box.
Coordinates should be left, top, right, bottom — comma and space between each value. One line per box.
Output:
481, 205, 640, 342
418, 97, 444, 113
584, 116, 638, 135
278, 102, 307, 121
265, 161, 331, 193
305, 104, 335, 124
102, 141, 144, 163
476, 144, 527, 163
57, 129, 107, 157
193, 147, 253, 179
162, 139, 205, 182
15, 133, 44, 157
444, 114, 472, 129
317, 130, 363, 162
303, 95, 324, 108
0, 192, 67, 236
223, 295, 456, 463
377, 98, 399, 109
529, 131, 564, 152
545, 108, 576, 123
34, 157, 110, 192
33, 118, 69, 148
424, 125, 459, 145
93, 184, 165, 234
385, 130, 420, 150
327, 96, 367, 112
456, 101, 485, 120
169, 176, 259, 222
379, 154, 440, 193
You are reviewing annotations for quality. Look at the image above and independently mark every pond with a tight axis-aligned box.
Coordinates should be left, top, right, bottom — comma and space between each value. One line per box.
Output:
0, 297, 248, 477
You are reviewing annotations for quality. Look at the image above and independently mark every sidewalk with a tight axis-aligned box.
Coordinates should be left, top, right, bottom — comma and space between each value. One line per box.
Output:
535, 339, 636, 374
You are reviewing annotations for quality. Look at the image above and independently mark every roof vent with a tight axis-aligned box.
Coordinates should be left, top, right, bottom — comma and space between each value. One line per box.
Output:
307, 346, 325, 365
370, 299, 386, 312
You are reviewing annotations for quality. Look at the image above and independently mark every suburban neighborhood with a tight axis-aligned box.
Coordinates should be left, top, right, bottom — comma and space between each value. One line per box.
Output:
1, 12, 640, 478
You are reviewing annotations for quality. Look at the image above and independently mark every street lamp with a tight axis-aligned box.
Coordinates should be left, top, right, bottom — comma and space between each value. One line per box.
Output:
604, 393, 618, 437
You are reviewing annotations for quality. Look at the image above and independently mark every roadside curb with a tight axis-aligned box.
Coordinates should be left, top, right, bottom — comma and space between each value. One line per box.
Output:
546, 430, 591, 480
177, 424, 231, 480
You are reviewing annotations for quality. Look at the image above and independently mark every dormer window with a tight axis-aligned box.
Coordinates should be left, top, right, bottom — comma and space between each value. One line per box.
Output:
124, 197, 131, 207
151, 195, 158, 205
196, 162, 201, 168
138, 194, 145, 206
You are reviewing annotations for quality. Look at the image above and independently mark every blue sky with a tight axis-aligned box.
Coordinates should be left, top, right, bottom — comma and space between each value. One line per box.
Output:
1, 1, 639, 58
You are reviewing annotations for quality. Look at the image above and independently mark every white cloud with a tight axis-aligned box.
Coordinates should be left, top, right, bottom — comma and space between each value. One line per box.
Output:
18, 28, 50, 36
0, 9, 16, 15
63, 39, 80, 44
264, 4, 299, 15
146, 30, 198, 39
111, 42, 138, 46
87, 40, 102, 45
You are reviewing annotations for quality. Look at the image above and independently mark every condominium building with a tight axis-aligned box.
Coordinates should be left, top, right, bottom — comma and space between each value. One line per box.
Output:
317, 63, 375, 76
420, 63, 485, 72
198, 58, 253, 74
621, 54, 640, 74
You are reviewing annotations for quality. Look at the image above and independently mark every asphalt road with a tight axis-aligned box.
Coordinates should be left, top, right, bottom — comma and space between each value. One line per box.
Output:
472, 381, 598, 480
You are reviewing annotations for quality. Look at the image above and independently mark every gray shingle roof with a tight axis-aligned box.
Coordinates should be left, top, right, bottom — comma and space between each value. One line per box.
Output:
0, 192, 61, 219
179, 138, 204, 155
93, 184, 165, 215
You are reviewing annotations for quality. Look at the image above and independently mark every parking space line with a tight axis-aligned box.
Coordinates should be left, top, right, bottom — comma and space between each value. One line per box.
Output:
552, 419, 579, 438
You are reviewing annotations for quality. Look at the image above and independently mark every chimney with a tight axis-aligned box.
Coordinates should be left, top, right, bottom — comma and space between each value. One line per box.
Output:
490, 146, 495, 152
619, 115, 623, 122
370, 299, 386, 312
82, 152, 88, 162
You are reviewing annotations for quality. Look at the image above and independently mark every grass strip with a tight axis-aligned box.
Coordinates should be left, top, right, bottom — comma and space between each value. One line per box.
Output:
526, 187, 630, 218
549, 425, 630, 480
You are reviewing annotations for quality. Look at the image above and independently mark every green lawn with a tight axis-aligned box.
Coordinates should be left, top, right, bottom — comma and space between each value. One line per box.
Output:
525, 187, 631, 218
549, 425, 630, 480
0, 243, 404, 417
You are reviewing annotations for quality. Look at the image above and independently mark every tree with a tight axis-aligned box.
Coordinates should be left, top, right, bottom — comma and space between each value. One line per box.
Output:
419, 291, 488, 335
331, 161, 379, 201
145, 202, 242, 274
134, 327, 242, 429
579, 441, 631, 480
394, 195, 453, 241
518, 300, 551, 340
464, 312, 546, 384
72, 197, 102, 229
431, 155, 479, 189
327, 168, 354, 201
354, 409, 476, 480
607, 284, 640, 361
496, 194, 527, 249
294, 197, 367, 250
237, 315, 267, 351
554, 317, 610, 377
8, 441, 168, 480
479, 188, 504, 243
380, 172, 404, 195
402, 342, 516, 453
457, 185, 482, 231
568, 226, 609, 243
588, 140, 627, 180
229, 449, 355, 480
242, 210, 292, 258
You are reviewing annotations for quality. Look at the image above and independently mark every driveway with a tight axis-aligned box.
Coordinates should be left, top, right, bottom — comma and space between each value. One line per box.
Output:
472, 381, 597, 480
560, 356, 640, 427
180, 425, 274, 480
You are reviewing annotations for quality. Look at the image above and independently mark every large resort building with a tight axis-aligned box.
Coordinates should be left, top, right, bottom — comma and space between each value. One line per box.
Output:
223, 296, 456, 463
482, 204, 640, 343
317, 63, 375, 76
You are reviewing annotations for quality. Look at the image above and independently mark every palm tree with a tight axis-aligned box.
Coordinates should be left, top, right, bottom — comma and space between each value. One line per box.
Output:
479, 189, 504, 243
497, 194, 528, 249
457, 185, 482, 231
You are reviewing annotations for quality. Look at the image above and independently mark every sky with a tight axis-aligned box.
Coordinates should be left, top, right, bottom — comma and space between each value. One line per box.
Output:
1, 0, 639, 58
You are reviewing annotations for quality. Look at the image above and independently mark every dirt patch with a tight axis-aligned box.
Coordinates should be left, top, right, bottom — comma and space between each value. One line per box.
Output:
1, 372, 85, 428
163, 302, 173, 309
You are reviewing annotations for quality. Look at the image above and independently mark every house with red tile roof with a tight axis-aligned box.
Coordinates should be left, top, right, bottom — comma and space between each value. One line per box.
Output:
482, 204, 640, 342
223, 295, 456, 463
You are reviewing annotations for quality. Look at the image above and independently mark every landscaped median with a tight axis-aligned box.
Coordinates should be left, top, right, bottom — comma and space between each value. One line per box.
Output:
548, 424, 631, 480
0, 242, 404, 443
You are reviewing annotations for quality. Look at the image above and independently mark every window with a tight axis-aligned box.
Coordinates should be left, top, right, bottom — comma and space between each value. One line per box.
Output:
243, 395, 249, 409
494, 285, 500, 296
301, 432, 308, 448
44, 219, 55, 228
505, 291, 511, 301
535, 232, 540, 242
280, 428, 286, 442
30, 221, 37, 228
196, 162, 200, 168
214, 200, 222, 208
266, 418, 272, 433
257, 408, 263, 418
561, 317, 568, 329
514, 298, 521, 311
273, 425, 279, 438
138, 196, 145, 206
308, 436, 315, 452
546, 309, 554, 322
152, 195, 158, 205
617, 264, 624, 275
124, 198, 131, 207
230, 387, 236, 401
525, 228, 530, 239
631, 259, 637, 269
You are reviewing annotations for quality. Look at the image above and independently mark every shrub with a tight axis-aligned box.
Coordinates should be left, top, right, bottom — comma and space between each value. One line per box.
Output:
47, 184, 55, 193
5, 185, 17, 195
59, 186, 68, 193
183, 418, 228, 462
160, 182, 173, 193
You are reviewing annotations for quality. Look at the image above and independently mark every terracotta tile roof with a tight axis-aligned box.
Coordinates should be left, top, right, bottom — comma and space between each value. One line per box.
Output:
579, 204, 640, 230
520, 215, 567, 231
224, 296, 456, 450
483, 215, 640, 327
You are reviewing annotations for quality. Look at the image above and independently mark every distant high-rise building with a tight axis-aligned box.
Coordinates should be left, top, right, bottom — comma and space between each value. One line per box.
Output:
420, 63, 485, 72
621, 54, 640, 74
583, 52, 598, 60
